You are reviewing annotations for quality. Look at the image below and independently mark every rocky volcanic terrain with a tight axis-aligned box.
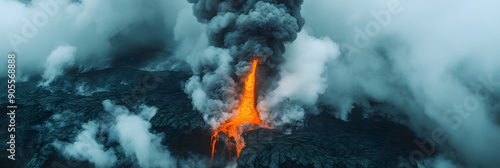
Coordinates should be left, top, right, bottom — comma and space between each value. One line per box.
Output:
0, 67, 421, 168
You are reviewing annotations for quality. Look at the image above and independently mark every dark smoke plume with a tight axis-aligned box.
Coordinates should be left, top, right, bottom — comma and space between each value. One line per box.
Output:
184, 0, 305, 128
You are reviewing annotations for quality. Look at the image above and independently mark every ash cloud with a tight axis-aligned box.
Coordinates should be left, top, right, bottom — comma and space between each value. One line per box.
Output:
184, 0, 307, 128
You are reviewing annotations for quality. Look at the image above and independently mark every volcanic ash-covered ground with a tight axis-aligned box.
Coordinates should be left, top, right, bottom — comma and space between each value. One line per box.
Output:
0, 67, 420, 168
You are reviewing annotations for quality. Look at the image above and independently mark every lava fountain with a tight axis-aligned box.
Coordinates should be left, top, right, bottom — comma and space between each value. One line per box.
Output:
211, 59, 267, 160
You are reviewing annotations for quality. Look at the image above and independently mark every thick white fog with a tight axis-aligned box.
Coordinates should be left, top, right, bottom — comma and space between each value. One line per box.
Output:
0, 0, 189, 83
302, 0, 500, 167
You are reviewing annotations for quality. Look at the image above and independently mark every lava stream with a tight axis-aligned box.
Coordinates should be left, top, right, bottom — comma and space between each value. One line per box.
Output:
211, 59, 265, 160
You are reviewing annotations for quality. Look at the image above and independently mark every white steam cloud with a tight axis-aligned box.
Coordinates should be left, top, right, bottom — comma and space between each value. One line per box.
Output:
53, 121, 118, 168
302, 0, 500, 167
0, 0, 189, 79
184, 46, 237, 128
40, 45, 76, 86
258, 30, 340, 126
53, 100, 177, 168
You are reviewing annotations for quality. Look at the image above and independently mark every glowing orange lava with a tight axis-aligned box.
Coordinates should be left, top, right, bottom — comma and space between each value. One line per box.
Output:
211, 59, 264, 160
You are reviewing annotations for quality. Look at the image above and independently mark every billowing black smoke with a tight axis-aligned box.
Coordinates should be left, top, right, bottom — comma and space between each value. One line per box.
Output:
184, 0, 305, 128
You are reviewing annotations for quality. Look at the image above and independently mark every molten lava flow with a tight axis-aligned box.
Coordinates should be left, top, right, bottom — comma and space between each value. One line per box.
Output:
211, 59, 264, 160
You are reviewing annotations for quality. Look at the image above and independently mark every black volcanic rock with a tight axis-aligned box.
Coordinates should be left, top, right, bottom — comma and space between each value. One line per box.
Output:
238, 113, 419, 168
0, 67, 422, 168
0, 68, 209, 168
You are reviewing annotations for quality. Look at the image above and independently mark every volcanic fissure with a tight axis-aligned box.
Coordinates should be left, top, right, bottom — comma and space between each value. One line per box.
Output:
211, 59, 267, 161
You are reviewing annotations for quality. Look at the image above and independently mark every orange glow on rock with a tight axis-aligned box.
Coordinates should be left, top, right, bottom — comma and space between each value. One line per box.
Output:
211, 59, 265, 161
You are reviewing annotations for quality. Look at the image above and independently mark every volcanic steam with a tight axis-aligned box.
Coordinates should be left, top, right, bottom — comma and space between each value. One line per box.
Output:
184, 0, 305, 162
